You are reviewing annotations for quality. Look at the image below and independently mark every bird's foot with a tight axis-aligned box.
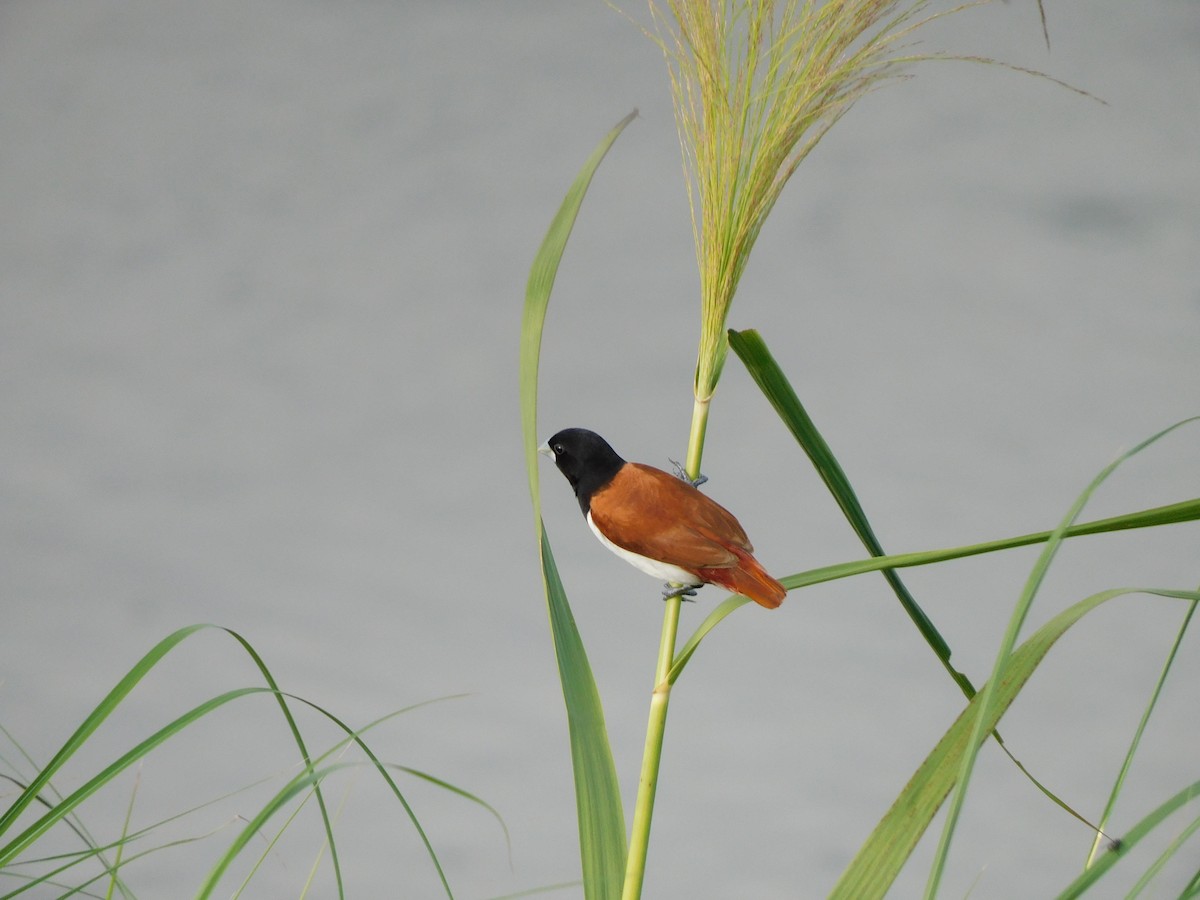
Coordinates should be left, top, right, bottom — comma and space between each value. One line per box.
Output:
668, 458, 708, 488
662, 583, 699, 602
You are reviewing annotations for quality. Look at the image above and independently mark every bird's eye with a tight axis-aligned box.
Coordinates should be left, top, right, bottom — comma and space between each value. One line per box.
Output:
553, 444, 564, 456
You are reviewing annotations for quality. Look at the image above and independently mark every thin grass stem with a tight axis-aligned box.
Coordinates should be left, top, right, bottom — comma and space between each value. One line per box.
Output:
622, 393, 711, 899
924, 417, 1199, 897
1085, 594, 1199, 868
621, 634, 676, 900
104, 768, 139, 900
1126, 809, 1200, 897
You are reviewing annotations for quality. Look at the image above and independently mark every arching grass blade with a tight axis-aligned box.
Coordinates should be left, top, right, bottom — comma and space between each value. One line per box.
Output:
830, 586, 1200, 900
728, 327, 973, 696
520, 111, 637, 900
1055, 780, 1200, 899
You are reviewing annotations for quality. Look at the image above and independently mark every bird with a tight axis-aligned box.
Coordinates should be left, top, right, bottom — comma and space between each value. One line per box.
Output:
539, 427, 786, 609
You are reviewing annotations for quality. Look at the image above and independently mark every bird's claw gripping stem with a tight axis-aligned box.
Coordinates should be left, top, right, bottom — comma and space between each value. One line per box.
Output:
662, 583, 699, 602
668, 458, 707, 488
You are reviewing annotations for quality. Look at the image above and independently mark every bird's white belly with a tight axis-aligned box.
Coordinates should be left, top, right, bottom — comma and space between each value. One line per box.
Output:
586, 511, 701, 586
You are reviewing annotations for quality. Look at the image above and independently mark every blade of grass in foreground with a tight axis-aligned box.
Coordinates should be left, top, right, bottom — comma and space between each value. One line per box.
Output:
0, 686, 271, 866
726, 327, 1137, 833
520, 111, 637, 900
5, 813, 238, 898
828, 585, 1200, 900
521, 109, 638, 507
783, 496, 1200, 590
0, 628, 469, 897
728, 327, 973, 695
0, 625, 344, 895
107, 766, 139, 900
926, 416, 1200, 897
1085, 593, 1198, 868
201, 694, 476, 898
1056, 779, 1200, 899
667, 498, 1200, 682
0, 625, 204, 839
0, 766, 284, 895
196, 760, 357, 899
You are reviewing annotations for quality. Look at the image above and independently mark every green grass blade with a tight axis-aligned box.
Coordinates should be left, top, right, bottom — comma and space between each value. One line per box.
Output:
1126, 807, 1200, 897
5, 815, 236, 899
195, 762, 357, 899
725, 329, 1180, 840
0, 774, 135, 900
0, 770, 280, 892
536, 530, 627, 900
199, 694, 472, 898
1086, 595, 1199, 867
926, 417, 1200, 897
829, 586, 1200, 900
0, 624, 345, 897
727, 328, 973, 693
238, 768, 331, 900
521, 109, 638, 507
667, 496, 1200, 683
388, 765, 512, 866
1054, 780, 1200, 900
668, 595, 751, 684
104, 768, 138, 900
520, 112, 636, 900
784, 496, 1200, 590
1183, 873, 1200, 897
272, 695, 472, 899
216, 628, 344, 896
0, 624, 208, 840
0, 687, 271, 865
1, 629, 465, 897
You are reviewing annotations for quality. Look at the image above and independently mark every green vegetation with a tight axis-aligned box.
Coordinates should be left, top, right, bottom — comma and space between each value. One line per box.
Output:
0, 626, 498, 898
520, 2, 1200, 899
4, 3, 1196, 898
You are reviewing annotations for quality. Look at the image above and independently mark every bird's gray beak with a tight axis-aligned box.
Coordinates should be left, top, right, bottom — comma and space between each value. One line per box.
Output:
537, 441, 554, 459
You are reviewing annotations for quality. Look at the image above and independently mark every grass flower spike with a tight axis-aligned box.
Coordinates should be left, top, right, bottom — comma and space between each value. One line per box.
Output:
648, 0, 968, 411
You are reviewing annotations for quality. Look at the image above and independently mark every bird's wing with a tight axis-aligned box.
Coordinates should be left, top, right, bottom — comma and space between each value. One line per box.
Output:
588, 463, 750, 570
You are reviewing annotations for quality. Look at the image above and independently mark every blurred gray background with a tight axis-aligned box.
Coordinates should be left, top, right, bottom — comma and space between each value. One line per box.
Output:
2, 1, 1197, 897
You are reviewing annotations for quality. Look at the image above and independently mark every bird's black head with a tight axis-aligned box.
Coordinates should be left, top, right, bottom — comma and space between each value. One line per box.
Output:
540, 428, 626, 514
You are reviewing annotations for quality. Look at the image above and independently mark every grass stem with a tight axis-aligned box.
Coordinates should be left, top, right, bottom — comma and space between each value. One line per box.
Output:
621, 598, 681, 900
622, 391, 712, 898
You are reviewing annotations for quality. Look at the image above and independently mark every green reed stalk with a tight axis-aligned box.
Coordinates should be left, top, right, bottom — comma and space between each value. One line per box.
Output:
626, 2, 970, 891
622, 395, 711, 899
622, 597, 681, 900
619, 2, 1003, 894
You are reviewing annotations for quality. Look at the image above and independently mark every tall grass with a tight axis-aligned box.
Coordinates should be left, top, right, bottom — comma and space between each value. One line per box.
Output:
0, 625, 502, 897
520, 2, 1200, 898
647, 0, 962, 410
6, 4, 1195, 897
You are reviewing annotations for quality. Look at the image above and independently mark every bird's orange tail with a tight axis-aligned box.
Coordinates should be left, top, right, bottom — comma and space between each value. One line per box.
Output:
697, 548, 786, 609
